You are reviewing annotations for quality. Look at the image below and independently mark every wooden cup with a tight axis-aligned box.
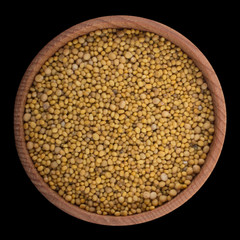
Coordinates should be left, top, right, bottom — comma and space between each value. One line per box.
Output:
14, 16, 226, 225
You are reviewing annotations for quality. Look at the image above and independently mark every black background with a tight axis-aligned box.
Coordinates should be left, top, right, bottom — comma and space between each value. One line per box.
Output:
3, 1, 238, 238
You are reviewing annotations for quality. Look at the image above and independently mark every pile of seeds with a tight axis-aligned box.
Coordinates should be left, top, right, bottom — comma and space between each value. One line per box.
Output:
23, 28, 214, 216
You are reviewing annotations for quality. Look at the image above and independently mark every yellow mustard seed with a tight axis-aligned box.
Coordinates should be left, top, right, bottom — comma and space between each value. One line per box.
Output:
125, 51, 132, 59
119, 100, 126, 109
118, 196, 124, 203
160, 173, 168, 181
83, 53, 91, 60
169, 189, 177, 197
109, 52, 116, 60
40, 94, 48, 102
150, 192, 157, 199
23, 113, 31, 122
193, 165, 201, 173
23, 28, 214, 217
27, 141, 33, 150
152, 98, 160, 105
143, 192, 151, 199
35, 74, 43, 82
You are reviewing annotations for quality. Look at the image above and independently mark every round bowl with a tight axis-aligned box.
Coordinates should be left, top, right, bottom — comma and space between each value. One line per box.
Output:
14, 15, 226, 226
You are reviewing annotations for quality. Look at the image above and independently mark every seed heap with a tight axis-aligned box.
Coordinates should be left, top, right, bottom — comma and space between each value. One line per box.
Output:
23, 28, 215, 216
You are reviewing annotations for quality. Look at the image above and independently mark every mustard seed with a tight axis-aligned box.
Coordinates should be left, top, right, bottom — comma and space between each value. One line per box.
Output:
118, 197, 124, 203
161, 173, 168, 181
150, 192, 157, 199
153, 98, 160, 105
193, 165, 201, 173
203, 145, 210, 153
51, 161, 58, 169
125, 51, 132, 59
143, 192, 151, 199
23, 28, 214, 216
27, 141, 33, 150
162, 111, 170, 117
169, 189, 177, 197
109, 52, 116, 60
83, 53, 91, 60
119, 100, 126, 109
40, 94, 48, 102
23, 113, 31, 122
160, 195, 167, 203
35, 74, 43, 82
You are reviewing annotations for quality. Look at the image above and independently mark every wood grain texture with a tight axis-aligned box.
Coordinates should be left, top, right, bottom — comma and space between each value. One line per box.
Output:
14, 15, 226, 226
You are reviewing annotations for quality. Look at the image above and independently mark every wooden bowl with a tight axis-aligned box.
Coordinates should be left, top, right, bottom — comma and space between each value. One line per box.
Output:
14, 15, 226, 225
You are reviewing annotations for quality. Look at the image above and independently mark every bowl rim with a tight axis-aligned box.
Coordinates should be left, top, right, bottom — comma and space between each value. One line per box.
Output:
14, 15, 226, 226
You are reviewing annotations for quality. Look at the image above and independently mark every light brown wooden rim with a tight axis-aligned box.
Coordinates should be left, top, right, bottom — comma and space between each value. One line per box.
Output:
14, 15, 226, 226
